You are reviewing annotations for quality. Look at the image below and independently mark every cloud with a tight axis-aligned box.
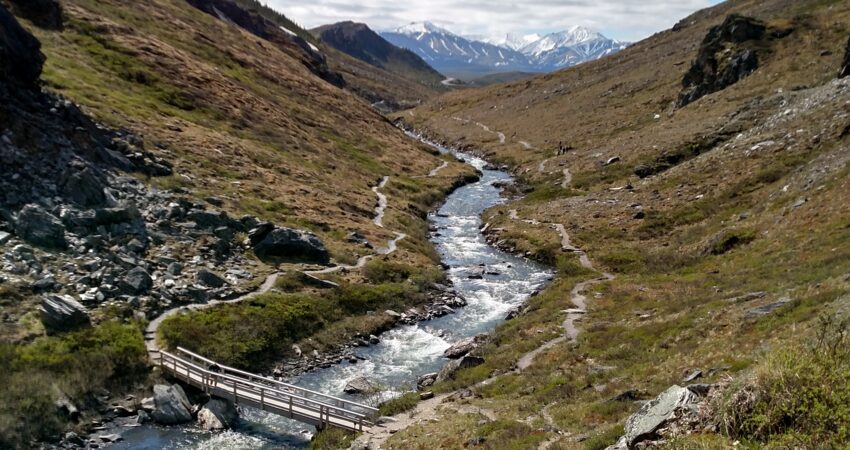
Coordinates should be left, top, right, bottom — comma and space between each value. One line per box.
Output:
264, 0, 722, 42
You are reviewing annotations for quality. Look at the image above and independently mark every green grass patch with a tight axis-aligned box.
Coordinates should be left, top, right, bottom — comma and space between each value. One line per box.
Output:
379, 392, 420, 416
0, 322, 147, 448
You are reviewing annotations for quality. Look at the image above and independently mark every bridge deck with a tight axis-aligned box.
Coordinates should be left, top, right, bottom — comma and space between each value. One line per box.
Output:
157, 348, 377, 432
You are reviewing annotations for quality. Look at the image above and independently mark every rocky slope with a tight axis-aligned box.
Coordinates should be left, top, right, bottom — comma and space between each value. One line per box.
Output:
0, 0, 474, 447
388, 0, 850, 447
312, 21, 445, 87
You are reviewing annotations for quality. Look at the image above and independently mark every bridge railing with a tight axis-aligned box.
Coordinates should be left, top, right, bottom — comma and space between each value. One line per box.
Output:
157, 350, 376, 431
174, 347, 379, 416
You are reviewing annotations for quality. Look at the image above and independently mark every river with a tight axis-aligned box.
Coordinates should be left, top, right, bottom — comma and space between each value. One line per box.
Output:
111, 136, 553, 449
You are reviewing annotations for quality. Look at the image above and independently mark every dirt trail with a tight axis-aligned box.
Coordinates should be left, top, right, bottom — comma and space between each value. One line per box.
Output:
372, 176, 389, 227
359, 208, 613, 448
428, 161, 449, 177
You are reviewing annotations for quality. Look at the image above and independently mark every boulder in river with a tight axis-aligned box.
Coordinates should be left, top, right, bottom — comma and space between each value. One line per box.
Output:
39, 294, 90, 333
252, 226, 330, 264
151, 384, 193, 425
343, 377, 377, 395
14, 204, 67, 249
443, 333, 489, 359
196, 398, 238, 430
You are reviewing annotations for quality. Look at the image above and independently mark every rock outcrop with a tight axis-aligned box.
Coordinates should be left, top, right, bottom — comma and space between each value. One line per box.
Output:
39, 294, 90, 333
0, 4, 44, 87
678, 15, 767, 107
150, 384, 193, 425
4, 0, 63, 30
196, 398, 238, 430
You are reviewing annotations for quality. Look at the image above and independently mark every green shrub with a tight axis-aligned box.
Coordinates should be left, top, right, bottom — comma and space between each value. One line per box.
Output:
363, 259, 414, 283
0, 321, 147, 448
308, 427, 356, 449
378, 392, 420, 416
159, 293, 323, 369
715, 315, 850, 447
583, 425, 625, 450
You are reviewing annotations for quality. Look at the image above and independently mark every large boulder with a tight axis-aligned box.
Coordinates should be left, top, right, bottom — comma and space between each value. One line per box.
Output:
39, 294, 90, 333
121, 267, 153, 294
436, 355, 484, 382
196, 398, 238, 430
443, 333, 489, 359
151, 384, 193, 425
343, 377, 377, 395
840, 37, 850, 79
678, 15, 766, 107
14, 204, 67, 249
196, 269, 227, 288
612, 385, 700, 448
252, 226, 330, 264
0, 4, 44, 87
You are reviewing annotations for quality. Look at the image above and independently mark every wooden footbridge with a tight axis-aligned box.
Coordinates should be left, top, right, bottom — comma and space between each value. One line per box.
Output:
157, 347, 378, 431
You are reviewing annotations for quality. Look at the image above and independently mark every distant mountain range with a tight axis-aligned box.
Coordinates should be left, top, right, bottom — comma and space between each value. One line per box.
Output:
311, 21, 445, 87
380, 22, 629, 77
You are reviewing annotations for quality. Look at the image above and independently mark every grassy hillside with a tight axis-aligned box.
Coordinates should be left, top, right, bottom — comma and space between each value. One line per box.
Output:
0, 0, 475, 446
389, 0, 850, 447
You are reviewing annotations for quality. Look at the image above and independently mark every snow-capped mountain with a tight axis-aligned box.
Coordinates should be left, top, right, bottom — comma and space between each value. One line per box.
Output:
519, 26, 629, 70
487, 32, 542, 51
380, 22, 628, 77
380, 22, 534, 76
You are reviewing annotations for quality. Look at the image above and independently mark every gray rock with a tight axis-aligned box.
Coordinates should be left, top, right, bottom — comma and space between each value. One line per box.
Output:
343, 377, 377, 395
60, 166, 106, 207
196, 269, 227, 288
683, 369, 703, 383
121, 267, 152, 294
437, 355, 484, 382
151, 384, 193, 425
140, 396, 155, 412
166, 262, 182, 276
417, 373, 438, 390
40, 294, 90, 333
196, 398, 238, 430
745, 297, 792, 319
15, 204, 67, 249
247, 222, 275, 245
443, 334, 488, 359
252, 227, 330, 264
98, 433, 122, 443
620, 385, 699, 447
94, 205, 142, 225
0, 231, 12, 245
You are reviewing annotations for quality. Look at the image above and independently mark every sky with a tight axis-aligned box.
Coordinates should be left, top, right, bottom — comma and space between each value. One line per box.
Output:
265, 0, 725, 43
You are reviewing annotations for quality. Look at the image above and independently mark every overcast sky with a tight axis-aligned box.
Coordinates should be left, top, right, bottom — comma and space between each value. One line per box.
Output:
265, 0, 724, 42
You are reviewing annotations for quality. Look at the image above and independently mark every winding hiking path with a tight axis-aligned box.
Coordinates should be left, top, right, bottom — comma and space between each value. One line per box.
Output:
359, 201, 613, 449
145, 176, 405, 359
372, 176, 389, 227
429, 161, 449, 177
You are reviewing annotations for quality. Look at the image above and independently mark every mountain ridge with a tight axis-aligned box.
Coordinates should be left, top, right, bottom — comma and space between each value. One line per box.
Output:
380, 21, 628, 77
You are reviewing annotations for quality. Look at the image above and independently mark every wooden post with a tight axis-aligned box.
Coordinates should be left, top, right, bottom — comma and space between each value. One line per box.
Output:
233, 381, 238, 405
288, 396, 293, 418
260, 388, 265, 409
